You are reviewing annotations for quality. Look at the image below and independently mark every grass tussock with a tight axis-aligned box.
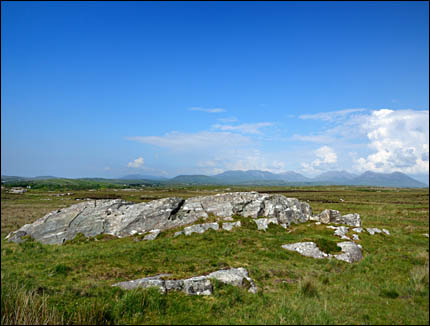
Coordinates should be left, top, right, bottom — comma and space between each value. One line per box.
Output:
1, 282, 64, 325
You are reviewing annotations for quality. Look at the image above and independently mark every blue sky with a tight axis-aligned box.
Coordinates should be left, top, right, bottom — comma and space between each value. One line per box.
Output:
1, 1, 429, 181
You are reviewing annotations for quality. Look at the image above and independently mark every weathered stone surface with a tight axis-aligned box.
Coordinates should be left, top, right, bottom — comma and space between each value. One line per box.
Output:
281, 242, 330, 259
254, 218, 279, 231
318, 209, 341, 224
6, 192, 313, 244
222, 221, 241, 231
382, 228, 390, 235
333, 242, 363, 263
424, 233, 429, 238
112, 268, 257, 295
340, 213, 361, 227
282, 241, 363, 264
143, 229, 161, 241
352, 234, 360, 241
367, 228, 382, 235
352, 227, 363, 233
183, 223, 219, 236
318, 210, 361, 227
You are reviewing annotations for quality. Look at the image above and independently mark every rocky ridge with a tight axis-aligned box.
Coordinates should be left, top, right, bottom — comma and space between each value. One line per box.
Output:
6, 192, 313, 244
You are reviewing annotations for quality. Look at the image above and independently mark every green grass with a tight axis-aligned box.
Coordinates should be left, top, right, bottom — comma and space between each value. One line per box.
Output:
1, 186, 429, 324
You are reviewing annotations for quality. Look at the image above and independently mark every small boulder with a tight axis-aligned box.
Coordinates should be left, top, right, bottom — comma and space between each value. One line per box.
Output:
367, 228, 382, 235
254, 218, 279, 231
281, 242, 330, 259
222, 221, 241, 231
144, 229, 161, 241
333, 242, 363, 263
318, 209, 341, 224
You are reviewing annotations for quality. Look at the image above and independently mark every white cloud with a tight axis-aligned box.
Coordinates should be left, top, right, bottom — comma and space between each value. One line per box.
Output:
104, 166, 111, 171
212, 122, 273, 135
354, 109, 429, 174
301, 146, 338, 173
189, 107, 225, 113
291, 134, 336, 143
299, 108, 367, 121
128, 131, 250, 151
217, 117, 238, 123
127, 157, 145, 169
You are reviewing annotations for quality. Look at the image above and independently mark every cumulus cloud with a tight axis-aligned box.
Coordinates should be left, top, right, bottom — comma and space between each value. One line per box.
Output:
189, 107, 225, 113
212, 122, 273, 135
301, 146, 338, 173
354, 109, 429, 174
127, 157, 145, 169
299, 108, 367, 121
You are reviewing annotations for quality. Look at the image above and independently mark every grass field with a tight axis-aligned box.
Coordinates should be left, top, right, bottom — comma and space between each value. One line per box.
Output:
1, 185, 429, 325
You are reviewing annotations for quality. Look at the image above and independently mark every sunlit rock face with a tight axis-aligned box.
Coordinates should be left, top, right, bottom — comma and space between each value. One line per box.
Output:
6, 192, 313, 244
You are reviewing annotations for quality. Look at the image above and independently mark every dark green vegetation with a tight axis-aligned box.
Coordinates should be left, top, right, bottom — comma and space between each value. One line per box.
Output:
1, 185, 429, 325
2, 169, 428, 188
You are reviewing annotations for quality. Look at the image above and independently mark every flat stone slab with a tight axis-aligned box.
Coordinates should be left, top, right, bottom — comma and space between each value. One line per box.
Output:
281, 242, 330, 259
112, 267, 257, 295
183, 223, 219, 236
366, 228, 382, 235
282, 241, 363, 263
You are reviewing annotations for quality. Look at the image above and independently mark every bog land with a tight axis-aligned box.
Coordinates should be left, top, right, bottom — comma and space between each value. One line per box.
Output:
1, 184, 429, 325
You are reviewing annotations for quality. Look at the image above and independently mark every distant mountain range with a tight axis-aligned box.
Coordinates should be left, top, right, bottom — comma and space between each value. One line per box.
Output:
2, 170, 428, 188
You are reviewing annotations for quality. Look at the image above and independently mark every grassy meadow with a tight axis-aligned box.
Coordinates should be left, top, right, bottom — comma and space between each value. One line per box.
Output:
1, 185, 429, 325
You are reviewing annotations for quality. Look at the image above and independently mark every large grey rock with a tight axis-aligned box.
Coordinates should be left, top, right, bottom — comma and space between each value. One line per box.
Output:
6, 192, 313, 244
112, 267, 257, 295
281, 242, 330, 259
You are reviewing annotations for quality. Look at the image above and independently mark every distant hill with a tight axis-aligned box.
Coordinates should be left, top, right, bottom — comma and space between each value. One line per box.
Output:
213, 170, 281, 184
2, 170, 427, 188
169, 175, 219, 185
350, 171, 427, 188
119, 174, 168, 181
278, 171, 311, 182
313, 170, 358, 183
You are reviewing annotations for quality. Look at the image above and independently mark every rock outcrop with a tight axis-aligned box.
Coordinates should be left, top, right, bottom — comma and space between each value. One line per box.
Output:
6, 192, 313, 244
112, 267, 257, 295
